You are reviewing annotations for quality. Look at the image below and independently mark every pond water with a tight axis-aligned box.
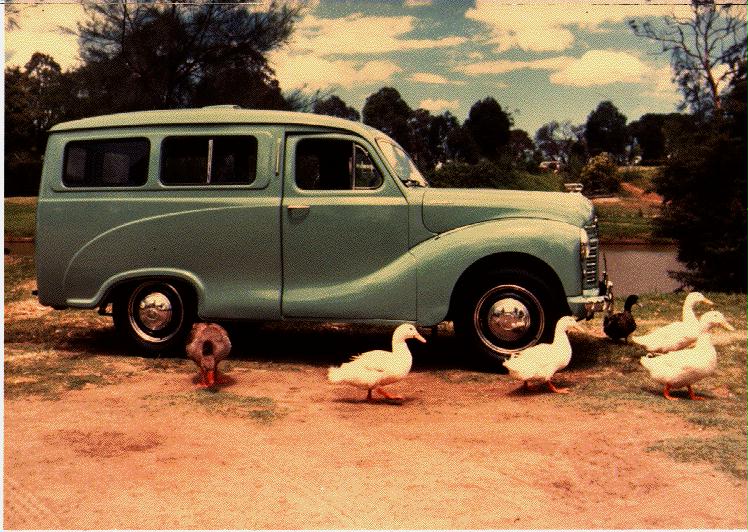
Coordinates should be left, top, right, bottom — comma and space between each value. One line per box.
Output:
601, 244, 685, 296
4, 241, 685, 296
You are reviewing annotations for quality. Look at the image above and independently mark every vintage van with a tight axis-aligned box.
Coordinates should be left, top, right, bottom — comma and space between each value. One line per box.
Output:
36, 107, 611, 363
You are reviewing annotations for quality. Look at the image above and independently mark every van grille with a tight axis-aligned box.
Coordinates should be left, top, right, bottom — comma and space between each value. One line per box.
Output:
584, 218, 599, 289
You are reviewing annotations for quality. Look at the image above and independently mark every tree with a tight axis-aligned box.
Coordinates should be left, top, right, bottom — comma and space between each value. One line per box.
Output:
630, 0, 747, 115
585, 101, 628, 160
405, 109, 460, 171
313, 95, 360, 121
5, 53, 71, 195
534, 120, 585, 165
508, 129, 539, 170
445, 125, 480, 164
70, 0, 301, 112
362, 87, 412, 149
463, 97, 513, 161
653, 70, 746, 292
627, 113, 680, 164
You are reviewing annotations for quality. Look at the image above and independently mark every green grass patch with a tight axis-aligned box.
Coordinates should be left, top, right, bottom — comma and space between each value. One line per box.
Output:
4, 197, 37, 240
647, 436, 747, 480
4, 349, 125, 400
594, 200, 666, 243
513, 170, 564, 192
144, 390, 283, 423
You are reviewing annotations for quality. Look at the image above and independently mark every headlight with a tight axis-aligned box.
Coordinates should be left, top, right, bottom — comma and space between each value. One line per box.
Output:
579, 227, 590, 262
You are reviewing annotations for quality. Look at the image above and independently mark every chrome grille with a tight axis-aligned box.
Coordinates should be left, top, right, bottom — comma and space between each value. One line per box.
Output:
583, 218, 599, 289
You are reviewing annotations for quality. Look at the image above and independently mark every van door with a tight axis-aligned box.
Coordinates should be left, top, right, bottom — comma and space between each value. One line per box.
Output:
281, 134, 416, 320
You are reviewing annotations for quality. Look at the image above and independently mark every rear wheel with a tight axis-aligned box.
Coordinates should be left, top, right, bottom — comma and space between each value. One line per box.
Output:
113, 280, 194, 354
454, 269, 561, 365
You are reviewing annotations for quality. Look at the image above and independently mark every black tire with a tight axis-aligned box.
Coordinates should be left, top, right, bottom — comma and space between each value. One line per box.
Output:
453, 269, 561, 365
113, 280, 195, 354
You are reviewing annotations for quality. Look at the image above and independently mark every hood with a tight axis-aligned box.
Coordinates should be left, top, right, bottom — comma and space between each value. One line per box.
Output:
421, 188, 593, 234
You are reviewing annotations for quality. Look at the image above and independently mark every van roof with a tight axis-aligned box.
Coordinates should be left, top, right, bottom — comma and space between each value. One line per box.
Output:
49, 107, 382, 138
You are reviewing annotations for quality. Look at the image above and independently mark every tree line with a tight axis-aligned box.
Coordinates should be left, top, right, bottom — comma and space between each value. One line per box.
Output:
4, 0, 745, 292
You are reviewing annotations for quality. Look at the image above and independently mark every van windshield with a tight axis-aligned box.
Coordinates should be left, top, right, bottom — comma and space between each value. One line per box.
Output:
376, 138, 428, 188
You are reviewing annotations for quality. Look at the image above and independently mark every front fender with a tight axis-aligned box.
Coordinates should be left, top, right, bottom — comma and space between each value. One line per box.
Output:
412, 218, 582, 324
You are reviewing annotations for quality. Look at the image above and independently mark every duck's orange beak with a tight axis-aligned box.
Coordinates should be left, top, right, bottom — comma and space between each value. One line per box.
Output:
414, 332, 427, 343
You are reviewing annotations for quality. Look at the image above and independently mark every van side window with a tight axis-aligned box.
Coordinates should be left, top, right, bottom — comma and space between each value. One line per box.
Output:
63, 139, 149, 187
161, 136, 258, 186
296, 138, 383, 191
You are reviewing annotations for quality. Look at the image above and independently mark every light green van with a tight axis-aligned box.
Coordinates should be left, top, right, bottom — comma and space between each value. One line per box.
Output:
36, 107, 612, 362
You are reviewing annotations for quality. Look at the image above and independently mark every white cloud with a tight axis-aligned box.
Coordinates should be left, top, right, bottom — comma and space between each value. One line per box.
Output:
459, 56, 574, 75
271, 52, 402, 90
410, 72, 465, 85
465, 0, 693, 52
549, 50, 680, 103
289, 13, 466, 56
418, 98, 459, 112
5, 4, 85, 70
549, 50, 651, 87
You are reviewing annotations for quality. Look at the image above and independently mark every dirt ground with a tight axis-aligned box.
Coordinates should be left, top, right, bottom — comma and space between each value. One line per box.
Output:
4, 318, 747, 530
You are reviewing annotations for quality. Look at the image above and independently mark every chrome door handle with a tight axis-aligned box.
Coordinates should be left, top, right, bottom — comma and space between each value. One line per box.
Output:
287, 204, 310, 211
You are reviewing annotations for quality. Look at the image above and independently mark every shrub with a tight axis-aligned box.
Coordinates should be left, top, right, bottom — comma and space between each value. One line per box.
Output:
427, 159, 563, 191
579, 152, 620, 194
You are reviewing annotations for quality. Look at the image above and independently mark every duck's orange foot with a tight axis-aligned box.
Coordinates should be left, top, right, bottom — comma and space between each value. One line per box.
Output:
663, 384, 678, 400
375, 387, 404, 401
688, 385, 706, 401
546, 381, 570, 394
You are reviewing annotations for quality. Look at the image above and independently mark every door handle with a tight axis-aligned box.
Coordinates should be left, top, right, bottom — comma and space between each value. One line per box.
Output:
287, 204, 310, 219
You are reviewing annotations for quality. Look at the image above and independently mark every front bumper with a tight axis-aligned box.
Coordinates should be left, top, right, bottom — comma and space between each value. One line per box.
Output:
567, 274, 614, 320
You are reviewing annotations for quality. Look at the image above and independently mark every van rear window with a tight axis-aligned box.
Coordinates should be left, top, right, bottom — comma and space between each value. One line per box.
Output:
63, 139, 150, 187
161, 136, 258, 186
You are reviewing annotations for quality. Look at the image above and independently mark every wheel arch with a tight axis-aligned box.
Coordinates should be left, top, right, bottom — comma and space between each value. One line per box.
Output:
93, 270, 204, 314
447, 251, 570, 321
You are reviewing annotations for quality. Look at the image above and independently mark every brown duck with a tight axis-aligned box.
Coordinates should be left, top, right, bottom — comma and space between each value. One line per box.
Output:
603, 294, 640, 342
185, 322, 232, 387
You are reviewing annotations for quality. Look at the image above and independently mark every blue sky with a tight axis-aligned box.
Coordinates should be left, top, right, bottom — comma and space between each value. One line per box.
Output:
5, 0, 707, 134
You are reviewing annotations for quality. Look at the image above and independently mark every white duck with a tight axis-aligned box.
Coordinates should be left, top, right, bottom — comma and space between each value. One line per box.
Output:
631, 292, 714, 353
640, 314, 734, 400
328, 323, 426, 401
503, 316, 580, 394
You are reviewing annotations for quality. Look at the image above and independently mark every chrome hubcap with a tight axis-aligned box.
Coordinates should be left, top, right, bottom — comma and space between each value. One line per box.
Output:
127, 282, 184, 344
473, 284, 545, 355
137, 292, 173, 331
487, 298, 531, 342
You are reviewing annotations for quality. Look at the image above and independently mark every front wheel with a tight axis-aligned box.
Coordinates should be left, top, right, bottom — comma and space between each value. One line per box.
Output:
113, 280, 194, 354
454, 270, 561, 365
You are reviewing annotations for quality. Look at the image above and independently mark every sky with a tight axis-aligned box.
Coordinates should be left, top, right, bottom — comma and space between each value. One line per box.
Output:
3, 0, 710, 134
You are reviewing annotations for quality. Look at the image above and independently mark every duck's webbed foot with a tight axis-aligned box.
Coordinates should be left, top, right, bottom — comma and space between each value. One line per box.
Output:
375, 387, 403, 401
663, 384, 677, 400
546, 380, 570, 394
687, 385, 706, 401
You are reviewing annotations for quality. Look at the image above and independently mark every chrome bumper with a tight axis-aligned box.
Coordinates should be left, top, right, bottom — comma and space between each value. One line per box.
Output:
567, 274, 614, 320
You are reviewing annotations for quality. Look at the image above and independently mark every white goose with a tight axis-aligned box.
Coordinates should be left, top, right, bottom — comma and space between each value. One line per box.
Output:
631, 292, 714, 353
328, 323, 426, 401
640, 314, 734, 400
503, 316, 580, 394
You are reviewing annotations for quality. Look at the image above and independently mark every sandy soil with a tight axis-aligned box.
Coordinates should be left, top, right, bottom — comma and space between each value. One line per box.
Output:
4, 331, 747, 530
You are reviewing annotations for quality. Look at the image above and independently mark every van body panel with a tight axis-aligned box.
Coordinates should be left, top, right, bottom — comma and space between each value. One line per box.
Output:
412, 219, 582, 325
280, 133, 415, 320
